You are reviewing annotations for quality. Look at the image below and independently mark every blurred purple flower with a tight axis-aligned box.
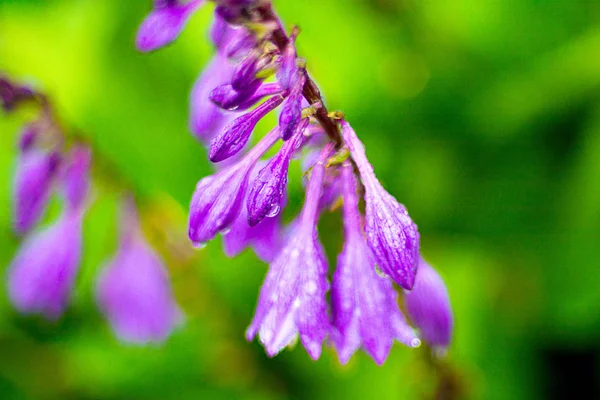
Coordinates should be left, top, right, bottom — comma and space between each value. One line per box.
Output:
189, 54, 236, 143
341, 121, 420, 290
332, 163, 420, 365
97, 199, 183, 344
7, 208, 84, 320
404, 258, 453, 350
136, 0, 205, 52
246, 144, 333, 360
12, 127, 61, 234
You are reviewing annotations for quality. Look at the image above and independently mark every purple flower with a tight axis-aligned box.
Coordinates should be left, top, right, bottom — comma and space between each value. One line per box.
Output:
97, 199, 183, 344
189, 54, 236, 143
246, 122, 306, 226
12, 128, 61, 234
223, 164, 284, 263
341, 121, 420, 290
404, 258, 453, 350
209, 95, 283, 162
278, 73, 306, 140
136, 0, 205, 53
246, 144, 333, 360
189, 127, 280, 246
331, 163, 420, 365
7, 208, 84, 320
62, 145, 91, 210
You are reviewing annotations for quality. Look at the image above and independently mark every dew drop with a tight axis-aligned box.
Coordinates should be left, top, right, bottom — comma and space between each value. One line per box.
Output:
192, 241, 207, 249
266, 204, 281, 218
411, 338, 422, 348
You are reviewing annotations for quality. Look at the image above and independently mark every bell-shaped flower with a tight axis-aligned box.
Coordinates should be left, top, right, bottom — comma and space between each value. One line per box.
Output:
12, 127, 61, 234
189, 127, 280, 247
97, 199, 183, 344
209, 95, 283, 162
136, 0, 205, 52
246, 121, 307, 226
223, 163, 284, 262
246, 144, 333, 360
62, 145, 92, 210
341, 120, 420, 290
189, 54, 236, 143
278, 72, 306, 140
331, 163, 420, 365
404, 257, 453, 350
7, 206, 84, 320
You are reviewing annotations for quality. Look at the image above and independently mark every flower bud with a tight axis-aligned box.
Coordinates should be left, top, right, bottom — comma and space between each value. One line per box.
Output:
209, 95, 283, 162
247, 121, 307, 226
278, 72, 305, 140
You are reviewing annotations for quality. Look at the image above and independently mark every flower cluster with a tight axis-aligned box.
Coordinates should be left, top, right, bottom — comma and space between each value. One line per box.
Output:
136, 0, 454, 364
1, 77, 181, 344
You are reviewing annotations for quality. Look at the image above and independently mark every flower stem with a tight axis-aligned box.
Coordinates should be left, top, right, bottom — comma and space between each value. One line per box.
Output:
255, 3, 343, 148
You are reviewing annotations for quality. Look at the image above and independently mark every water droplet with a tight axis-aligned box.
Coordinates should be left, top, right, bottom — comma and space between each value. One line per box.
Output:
193, 241, 207, 249
220, 227, 231, 235
411, 338, 421, 348
266, 204, 281, 218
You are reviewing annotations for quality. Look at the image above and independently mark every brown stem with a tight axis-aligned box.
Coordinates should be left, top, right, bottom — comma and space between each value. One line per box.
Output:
255, 3, 343, 147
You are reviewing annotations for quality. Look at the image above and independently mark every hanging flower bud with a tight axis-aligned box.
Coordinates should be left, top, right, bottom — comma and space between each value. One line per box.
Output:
332, 163, 420, 365
231, 51, 260, 90
278, 72, 306, 140
12, 127, 61, 234
246, 120, 307, 226
62, 145, 92, 210
276, 31, 298, 91
7, 207, 84, 320
246, 144, 333, 360
404, 258, 453, 350
341, 121, 420, 290
189, 127, 280, 247
97, 198, 183, 344
209, 95, 283, 162
189, 54, 235, 143
223, 163, 285, 262
209, 80, 262, 111
136, 0, 205, 53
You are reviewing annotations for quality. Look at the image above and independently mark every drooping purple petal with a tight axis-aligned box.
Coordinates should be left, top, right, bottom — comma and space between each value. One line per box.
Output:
97, 199, 183, 344
231, 51, 260, 90
331, 163, 419, 365
404, 257, 453, 350
136, 0, 205, 52
209, 95, 283, 162
13, 139, 61, 234
7, 208, 84, 320
341, 120, 420, 290
189, 127, 280, 247
209, 80, 262, 111
246, 144, 334, 360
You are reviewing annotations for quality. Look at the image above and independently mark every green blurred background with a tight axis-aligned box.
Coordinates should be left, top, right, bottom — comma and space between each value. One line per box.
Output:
1, 0, 600, 399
